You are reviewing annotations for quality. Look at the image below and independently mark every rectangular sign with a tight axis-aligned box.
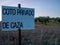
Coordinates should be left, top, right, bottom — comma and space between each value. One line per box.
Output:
2, 6, 34, 31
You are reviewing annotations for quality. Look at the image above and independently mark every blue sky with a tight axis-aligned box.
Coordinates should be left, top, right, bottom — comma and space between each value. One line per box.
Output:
0, 0, 60, 21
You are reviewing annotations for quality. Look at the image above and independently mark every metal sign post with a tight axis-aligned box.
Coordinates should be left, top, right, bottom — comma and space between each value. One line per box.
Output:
18, 28, 21, 45
18, 4, 21, 45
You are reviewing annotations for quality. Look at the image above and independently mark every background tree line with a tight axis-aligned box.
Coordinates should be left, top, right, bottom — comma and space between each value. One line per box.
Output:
35, 16, 60, 24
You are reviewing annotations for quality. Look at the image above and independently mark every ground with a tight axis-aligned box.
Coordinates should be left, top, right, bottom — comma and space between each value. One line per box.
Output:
0, 23, 60, 45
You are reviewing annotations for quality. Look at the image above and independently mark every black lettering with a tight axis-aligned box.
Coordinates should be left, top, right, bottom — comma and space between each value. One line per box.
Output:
2, 8, 8, 15
20, 22, 23, 28
25, 9, 34, 16
10, 22, 23, 29
31, 10, 34, 16
25, 10, 29, 15
8, 9, 16, 15
10, 22, 16, 28
2, 22, 9, 29
12, 9, 16, 15
29, 10, 33, 16
2, 8, 16, 15
17, 9, 25, 15
16, 22, 23, 28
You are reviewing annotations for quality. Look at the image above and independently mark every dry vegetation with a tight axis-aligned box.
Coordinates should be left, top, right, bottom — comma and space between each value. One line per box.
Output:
0, 22, 60, 45
21, 25, 60, 45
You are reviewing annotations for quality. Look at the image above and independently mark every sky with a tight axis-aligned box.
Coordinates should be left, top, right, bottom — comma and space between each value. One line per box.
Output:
0, 0, 60, 21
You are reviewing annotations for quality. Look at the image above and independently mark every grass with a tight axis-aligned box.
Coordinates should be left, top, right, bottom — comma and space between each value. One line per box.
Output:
35, 22, 60, 26
47, 22, 60, 26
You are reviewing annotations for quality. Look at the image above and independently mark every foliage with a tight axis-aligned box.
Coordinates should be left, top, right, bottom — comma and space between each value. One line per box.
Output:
35, 16, 60, 24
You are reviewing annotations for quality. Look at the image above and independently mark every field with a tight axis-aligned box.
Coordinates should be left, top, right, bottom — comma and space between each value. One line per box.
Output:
0, 22, 60, 45
21, 24, 60, 45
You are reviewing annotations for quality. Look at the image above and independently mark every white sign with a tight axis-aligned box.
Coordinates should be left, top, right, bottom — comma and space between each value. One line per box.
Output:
2, 6, 34, 31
